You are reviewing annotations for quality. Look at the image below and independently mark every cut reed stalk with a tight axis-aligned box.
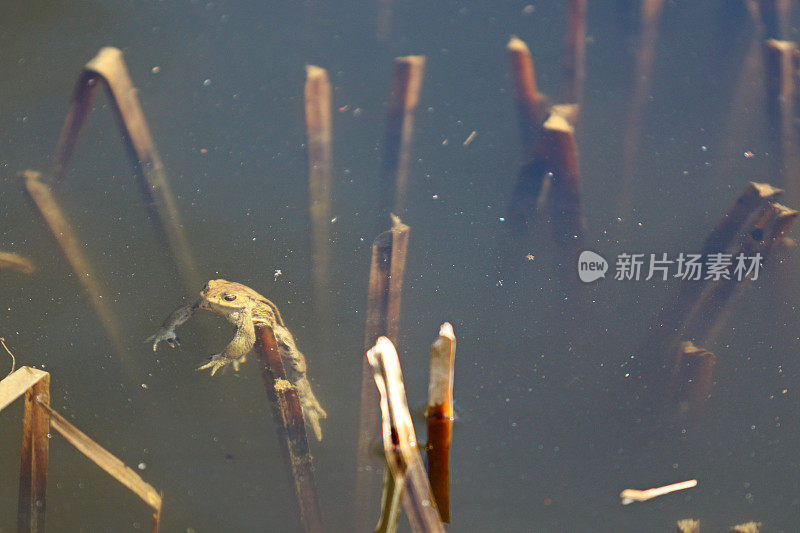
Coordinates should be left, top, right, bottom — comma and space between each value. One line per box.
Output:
425, 323, 456, 524
0, 251, 35, 274
52, 46, 199, 290
304, 65, 333, 331
20, 170, 128, 364
355, 215, 410, 525
255, 326, 323, 533
563, 0, 587, 106
367, 337, 444, 533
0, 367, 51, 533
676, 518, 701, 533
541, 109, 582, 235
506, 36, 548, 155
729, 522, 762, 533
380, 56, 425, 216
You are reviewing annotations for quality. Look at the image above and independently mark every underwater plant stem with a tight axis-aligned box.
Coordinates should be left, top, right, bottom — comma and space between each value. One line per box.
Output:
255, 326, 323, 533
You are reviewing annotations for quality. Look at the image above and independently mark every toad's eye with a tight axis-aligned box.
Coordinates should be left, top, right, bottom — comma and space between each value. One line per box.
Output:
223, 294, 237, 302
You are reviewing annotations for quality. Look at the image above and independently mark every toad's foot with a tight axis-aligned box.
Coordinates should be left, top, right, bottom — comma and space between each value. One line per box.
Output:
197, 354, 233, 376
146, 328, 180, 352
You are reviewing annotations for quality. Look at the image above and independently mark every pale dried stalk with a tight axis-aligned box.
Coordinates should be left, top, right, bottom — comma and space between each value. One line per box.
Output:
620, 479, 697, 504
21, 170, 127, 362
36, 400, 162, 513
0, 251, 35, 274
367, 337, 444, 533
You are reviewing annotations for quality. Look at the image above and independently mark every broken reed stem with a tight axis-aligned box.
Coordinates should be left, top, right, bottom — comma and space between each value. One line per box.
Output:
255, 326, 323, 533
507, 36, 548, 155
563, 0, 587, 106
618, 0, 665, 215
35, 400, 163, 521
52, 46, 199, 290
367, 337, 444, 533
381, 56, 425, 216
304, 65, 333, 331
541, 108, 582, 232
425, 323, 456, 524
0, 251, 35, 274
676, 518, 701, 533
16, 369, 50, 532
729, 521, 763, 533
355, 215, 410, 526
20, 170, 129, 366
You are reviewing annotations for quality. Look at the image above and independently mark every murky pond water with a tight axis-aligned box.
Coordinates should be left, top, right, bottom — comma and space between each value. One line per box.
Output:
2, 1, 800, 531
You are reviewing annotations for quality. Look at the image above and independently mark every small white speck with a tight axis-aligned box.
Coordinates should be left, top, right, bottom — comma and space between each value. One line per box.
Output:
203, 79, 212, 86
138, 462, 146, 470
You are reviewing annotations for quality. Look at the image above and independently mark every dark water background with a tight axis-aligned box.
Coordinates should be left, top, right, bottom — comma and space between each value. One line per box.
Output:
2, 0, 800, 531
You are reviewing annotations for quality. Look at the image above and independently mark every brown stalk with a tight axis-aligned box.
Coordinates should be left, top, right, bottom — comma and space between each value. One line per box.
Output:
563, 0, 587, 106
255, 326, 322, 533
381, 56, 426, 216
425, 322, 456, 523
0, 367, 51, 533
355, 215, 410, 530
304, 65, 334, 331
506, 36, 548, 155
367, 337, 444, 533
0, 251, 35, 274
21, 170, 128, 365
51, 46, 199, 290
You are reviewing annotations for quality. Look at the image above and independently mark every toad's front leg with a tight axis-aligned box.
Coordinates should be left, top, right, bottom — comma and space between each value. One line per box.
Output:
197, 308, 256, 376
146, 302, 200, 351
